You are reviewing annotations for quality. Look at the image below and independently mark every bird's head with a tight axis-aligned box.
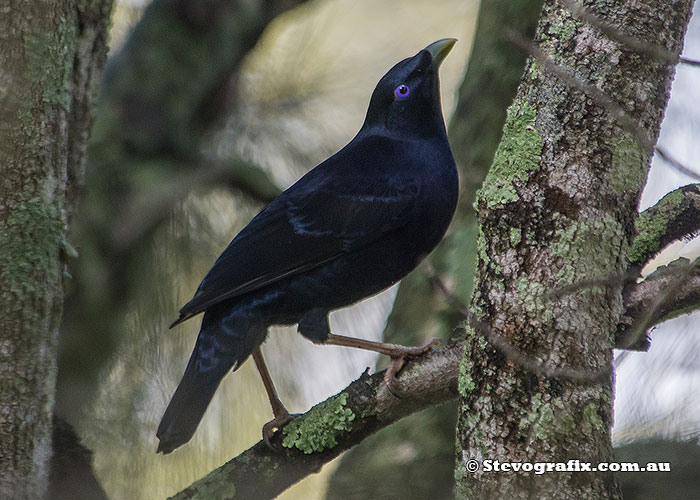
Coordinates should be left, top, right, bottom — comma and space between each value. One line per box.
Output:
362, 38, 456, 138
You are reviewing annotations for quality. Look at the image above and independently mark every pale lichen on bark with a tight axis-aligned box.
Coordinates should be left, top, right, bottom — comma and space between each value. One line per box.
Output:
629, 184, 700, 266
0, 0, 112, 497
455, 0, 694, 498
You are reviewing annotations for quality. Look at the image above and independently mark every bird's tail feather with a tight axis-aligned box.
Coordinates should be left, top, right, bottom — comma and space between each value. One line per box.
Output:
157, 312, 266, 454
156, 342, 232, 454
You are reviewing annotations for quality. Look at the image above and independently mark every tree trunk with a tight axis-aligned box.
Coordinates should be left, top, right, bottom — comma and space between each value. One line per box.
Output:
455, 0, 693, 498
0, 1, 111, 497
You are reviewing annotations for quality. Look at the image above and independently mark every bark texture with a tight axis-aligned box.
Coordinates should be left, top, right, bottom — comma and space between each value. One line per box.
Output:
455, 0, 693, 498
0, 0, 111, 497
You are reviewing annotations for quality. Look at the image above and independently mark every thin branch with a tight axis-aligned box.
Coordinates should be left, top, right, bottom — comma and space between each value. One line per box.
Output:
629, 183, 700, 267
168, 341, 463, 500
654, 146, 700, 182
617, 257, 700, 350
507, 29, 655, 152
508, 29, 700, 183
427, 244, 700, 357
112, 157, 281, 253
548, 183, 700, 295
468, 316, 611, 383
680, 57, 700, 67
544, 271, 636, 300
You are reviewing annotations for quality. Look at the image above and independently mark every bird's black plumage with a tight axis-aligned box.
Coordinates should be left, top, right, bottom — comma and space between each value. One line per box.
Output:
157, 39, 459, 454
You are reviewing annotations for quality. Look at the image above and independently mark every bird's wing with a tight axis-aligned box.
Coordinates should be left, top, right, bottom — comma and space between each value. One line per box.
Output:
172, 151, 420, 325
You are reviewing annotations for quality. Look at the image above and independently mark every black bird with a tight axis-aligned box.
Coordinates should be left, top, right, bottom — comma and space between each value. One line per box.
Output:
157, 38, 459, 454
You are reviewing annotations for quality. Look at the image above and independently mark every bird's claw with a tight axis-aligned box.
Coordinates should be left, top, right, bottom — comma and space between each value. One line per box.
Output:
383, 339, 441, 398
262, 411, 300, 451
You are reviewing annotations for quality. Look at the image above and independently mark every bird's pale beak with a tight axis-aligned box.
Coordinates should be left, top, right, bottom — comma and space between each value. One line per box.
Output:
425, 38, 457, 67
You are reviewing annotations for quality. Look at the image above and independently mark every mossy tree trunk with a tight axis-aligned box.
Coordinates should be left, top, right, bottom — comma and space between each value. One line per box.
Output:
455, 0, 693, 498
0, 0, 111, 498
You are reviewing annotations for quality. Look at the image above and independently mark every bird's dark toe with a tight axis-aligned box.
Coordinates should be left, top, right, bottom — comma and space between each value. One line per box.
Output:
261, 412, 301, 451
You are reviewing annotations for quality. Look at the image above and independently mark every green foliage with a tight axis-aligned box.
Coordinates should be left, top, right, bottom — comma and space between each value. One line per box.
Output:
282, 393, 355, 454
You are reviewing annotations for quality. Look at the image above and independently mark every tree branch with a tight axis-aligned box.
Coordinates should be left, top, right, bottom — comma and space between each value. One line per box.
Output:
169, 341, 462, 500
654, 146, 700, 182
680, 57, 700, 67
112, 157, 281, 253
616, 257, 700, 350
169, 245, 700, 497
629, 183, 700, 267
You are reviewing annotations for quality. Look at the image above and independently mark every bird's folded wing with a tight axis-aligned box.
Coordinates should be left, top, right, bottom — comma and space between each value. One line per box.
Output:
172, 172, 421, 325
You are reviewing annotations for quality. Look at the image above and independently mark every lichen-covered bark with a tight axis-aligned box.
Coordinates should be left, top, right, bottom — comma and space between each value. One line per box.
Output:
618, 257, 700, 350
455, 1, 693, 498
0, 0, 112, 497
629, 183, 700, 267
615, 183, 700, 350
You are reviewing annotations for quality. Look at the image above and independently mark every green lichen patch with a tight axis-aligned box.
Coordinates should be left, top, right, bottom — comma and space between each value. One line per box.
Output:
458, 352, 476, 397
526, 58, 540, 80
610, 133, 646, 194
519, 394, 575, 441
0, 196, 63, 298
476, 226, 489, 265
549, 213, 625, 285
282, 393, 355, 454
188, 465, 235, 500
509, 227, 522, 247
458, 325, 488, 397
629, 189, 685, 265
582, 402, 604, 433
24, 18, 77, 109
477, 101, 544, 210
547, 16, 578, 42
514, 275, 551, 321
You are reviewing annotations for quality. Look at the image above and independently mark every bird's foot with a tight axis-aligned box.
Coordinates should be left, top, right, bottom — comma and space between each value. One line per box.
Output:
262, 410, 300, 450
383, 339, 441, 398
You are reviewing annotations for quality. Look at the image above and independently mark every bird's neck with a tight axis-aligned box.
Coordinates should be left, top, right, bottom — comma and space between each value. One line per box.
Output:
359, 118, 448, 142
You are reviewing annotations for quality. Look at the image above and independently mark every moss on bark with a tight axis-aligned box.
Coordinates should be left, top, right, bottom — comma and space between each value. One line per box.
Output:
0, 1, 112, 497
455, 0, 694, 498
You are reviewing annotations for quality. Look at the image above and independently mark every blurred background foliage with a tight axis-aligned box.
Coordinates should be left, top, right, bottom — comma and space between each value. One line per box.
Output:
55, 0, 700, 499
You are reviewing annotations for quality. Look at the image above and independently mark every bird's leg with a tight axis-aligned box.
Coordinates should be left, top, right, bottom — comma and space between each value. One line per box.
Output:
321, 333, 441, 396
252, 348, 297, 447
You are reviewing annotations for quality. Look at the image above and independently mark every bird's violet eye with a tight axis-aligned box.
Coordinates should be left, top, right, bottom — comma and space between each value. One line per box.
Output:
394, 84, 410, 99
